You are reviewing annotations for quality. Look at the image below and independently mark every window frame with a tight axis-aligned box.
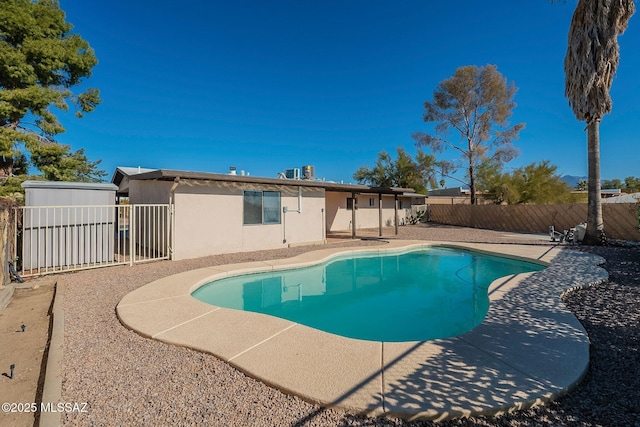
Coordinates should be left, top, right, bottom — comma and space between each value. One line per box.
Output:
262, 191, 281, 225
243, 190, 281, 225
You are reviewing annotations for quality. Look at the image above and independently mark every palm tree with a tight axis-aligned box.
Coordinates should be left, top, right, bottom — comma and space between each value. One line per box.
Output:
564, 0, 635, 245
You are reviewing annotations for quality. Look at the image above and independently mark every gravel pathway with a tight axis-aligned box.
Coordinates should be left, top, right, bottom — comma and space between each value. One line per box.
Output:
58, 224, 640, 426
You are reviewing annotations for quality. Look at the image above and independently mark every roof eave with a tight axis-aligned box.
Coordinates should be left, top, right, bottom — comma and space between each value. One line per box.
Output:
128, 169, 413, 194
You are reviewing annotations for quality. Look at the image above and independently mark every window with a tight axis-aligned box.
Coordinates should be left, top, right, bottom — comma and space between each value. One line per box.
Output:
243, 191, 263, 224
346, 197, 355, 210
262, 191, 281, 224
369, 197, 375, 207
243, 191, 281, 225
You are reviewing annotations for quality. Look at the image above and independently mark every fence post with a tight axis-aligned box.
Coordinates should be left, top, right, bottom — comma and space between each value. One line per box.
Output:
129, 205, 134, 267
1, 207, 9, 286
170, 203, 175, 260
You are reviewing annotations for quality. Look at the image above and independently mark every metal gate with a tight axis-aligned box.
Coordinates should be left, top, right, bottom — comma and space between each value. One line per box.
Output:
14, 204, 173, 277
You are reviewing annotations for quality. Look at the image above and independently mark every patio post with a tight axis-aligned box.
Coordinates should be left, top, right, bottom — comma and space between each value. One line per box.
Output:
394, 194, 398, 235
351, 192, 357, 239
378, 193, 382, 237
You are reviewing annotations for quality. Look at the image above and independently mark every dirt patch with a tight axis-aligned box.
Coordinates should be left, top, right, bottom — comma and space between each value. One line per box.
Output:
0, 282, 54, 427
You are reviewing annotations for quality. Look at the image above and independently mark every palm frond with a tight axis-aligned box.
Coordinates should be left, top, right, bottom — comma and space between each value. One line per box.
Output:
564, 0, 635, 122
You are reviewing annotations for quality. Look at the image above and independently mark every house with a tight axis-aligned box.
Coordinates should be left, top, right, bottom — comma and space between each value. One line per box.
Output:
427, 187, 474, 205
601, 189, 622, 198
601, 192, 640, 203
113, 167, 423, 260
111, 166, 157, 200
426, 187, 494, 205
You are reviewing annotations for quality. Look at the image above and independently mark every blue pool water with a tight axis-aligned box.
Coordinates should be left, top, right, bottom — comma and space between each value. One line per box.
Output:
192, 247, 545, 342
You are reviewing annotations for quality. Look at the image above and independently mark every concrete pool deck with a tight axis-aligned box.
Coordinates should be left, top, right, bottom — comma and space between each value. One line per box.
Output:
116, 240, 608, 421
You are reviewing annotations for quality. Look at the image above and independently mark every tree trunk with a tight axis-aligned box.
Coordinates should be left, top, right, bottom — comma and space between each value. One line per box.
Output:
468, 148, 476, 205
469, 165, 476, 205
583, 120, 606, 245
0, 156, 13, 177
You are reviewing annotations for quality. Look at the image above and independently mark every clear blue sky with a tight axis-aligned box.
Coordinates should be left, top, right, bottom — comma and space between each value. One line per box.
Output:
57, 0, 639, 186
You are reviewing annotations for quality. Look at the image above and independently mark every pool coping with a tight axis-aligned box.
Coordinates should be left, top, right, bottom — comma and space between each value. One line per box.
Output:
116, 240, 608, 421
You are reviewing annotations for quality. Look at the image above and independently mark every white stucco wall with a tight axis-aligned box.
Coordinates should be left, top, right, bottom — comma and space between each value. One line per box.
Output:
325, 191, 401, 232
170, 182, 325, 260
129, 180, 173, 204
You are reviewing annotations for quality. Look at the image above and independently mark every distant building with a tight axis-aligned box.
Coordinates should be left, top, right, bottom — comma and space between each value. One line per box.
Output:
601, 189, 622, 198
427, 187, 470, 197
601, 192, 640, 204
570, 189, 625, 199
111, 166, 157, 200
426, 187, 490, 205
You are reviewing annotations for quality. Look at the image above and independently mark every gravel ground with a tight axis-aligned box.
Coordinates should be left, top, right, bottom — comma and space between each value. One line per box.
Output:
58, 224, 640, 426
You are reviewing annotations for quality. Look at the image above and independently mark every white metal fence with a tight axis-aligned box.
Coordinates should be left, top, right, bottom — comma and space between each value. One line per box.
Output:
14, 204, 172, 277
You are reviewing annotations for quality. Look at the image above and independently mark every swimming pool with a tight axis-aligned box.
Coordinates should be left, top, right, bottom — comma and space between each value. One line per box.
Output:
192, 247, 545, 342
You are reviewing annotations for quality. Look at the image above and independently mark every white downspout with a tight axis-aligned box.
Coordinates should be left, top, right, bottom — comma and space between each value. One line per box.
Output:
285, 186, 303, 213
169, 177, 180, 260
169, 177, 180, 205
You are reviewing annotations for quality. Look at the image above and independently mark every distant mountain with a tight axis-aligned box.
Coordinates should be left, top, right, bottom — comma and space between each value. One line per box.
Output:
562, 175, 588, 188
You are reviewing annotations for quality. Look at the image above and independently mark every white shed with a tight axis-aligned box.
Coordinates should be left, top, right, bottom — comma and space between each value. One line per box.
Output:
21, 181, 118, 271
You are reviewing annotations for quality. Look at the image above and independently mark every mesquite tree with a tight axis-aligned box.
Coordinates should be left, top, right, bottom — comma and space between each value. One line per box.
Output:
413, 65, 525, 205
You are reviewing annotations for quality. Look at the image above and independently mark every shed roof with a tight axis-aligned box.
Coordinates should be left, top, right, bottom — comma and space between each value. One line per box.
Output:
22, 180, 118, 191
128, 169, 414, 195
